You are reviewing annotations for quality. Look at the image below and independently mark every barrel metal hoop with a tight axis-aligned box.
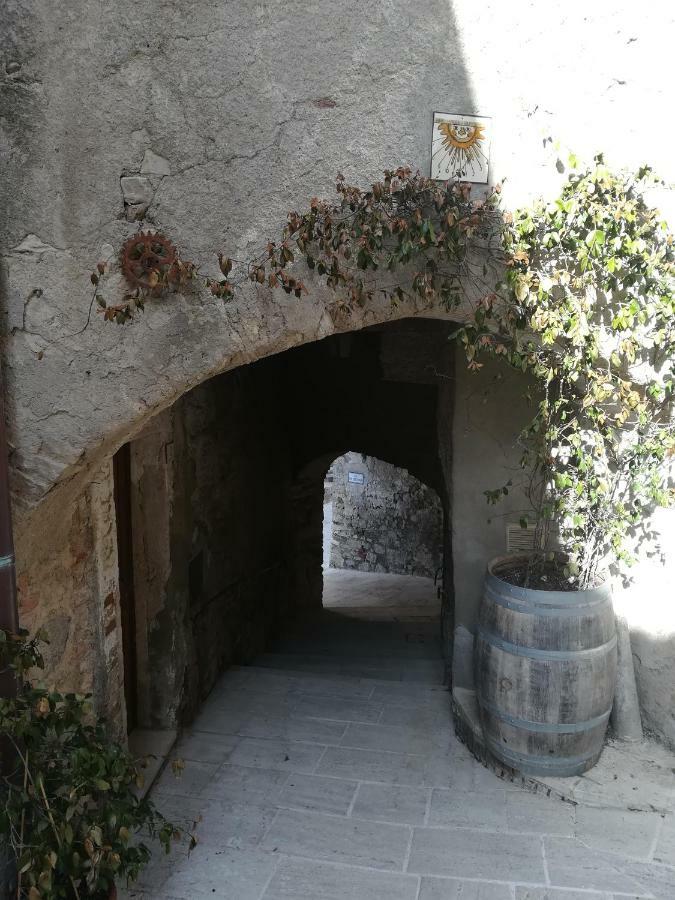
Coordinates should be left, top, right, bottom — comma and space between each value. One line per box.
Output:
477, 626, 618, 660
0, 554, 14, 569
483, 736, 599, 775
485, 563, 612, 607
484, 582, 610, 618
477, 693, 612, 734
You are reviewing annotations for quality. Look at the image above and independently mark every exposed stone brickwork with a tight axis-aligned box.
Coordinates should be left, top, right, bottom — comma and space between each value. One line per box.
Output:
326, 452, 443, 579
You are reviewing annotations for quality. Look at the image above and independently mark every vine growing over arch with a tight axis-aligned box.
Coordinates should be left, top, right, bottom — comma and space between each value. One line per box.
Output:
92, 159, 675, 588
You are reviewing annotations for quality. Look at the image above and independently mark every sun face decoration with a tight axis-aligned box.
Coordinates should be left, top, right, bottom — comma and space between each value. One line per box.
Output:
431, 113, 491, 183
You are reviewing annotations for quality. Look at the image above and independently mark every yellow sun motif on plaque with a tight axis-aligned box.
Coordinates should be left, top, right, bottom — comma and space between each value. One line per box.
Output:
432, 119, 488, 180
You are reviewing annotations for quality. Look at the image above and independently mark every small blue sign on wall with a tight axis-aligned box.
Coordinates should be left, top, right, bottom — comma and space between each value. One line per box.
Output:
348, 472, 365, 484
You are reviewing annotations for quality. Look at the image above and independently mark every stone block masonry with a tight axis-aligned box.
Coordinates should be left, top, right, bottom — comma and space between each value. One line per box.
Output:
326, 452, 443, 579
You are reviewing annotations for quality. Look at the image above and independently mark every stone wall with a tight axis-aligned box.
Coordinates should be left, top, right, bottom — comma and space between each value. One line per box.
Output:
3, 1, 672, 519
128, 365, 295, 728
121, 320, 454, 728
15, 460, 127, 737
326, 452, 443, 578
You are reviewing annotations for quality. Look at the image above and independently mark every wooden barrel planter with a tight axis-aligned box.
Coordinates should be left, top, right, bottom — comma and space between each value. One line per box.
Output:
475, 555, 617, 777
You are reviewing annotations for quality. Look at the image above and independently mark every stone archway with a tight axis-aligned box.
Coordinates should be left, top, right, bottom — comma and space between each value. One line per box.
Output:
15, 311, 536, 741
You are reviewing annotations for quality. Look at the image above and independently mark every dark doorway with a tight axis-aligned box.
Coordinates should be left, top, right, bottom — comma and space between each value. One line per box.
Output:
113, 443, 138, 733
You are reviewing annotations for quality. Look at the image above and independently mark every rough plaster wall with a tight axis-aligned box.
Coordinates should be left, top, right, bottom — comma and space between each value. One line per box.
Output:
15, 460, 126, 734
327, 452, 443, 578
2, 1, 672, 521
451, 354, 533, 688
613, 508, 675, 751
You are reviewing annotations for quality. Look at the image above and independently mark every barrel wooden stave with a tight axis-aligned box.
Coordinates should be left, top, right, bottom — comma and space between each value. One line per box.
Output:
475, 555, 617, 777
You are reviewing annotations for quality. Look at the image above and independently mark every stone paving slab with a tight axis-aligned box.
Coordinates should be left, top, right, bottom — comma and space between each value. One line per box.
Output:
130, 594, 675, 899
543, 836, 653, 895
574, 804, 662, 858
654, 812, 675, 864
408, 827, 547, 882
419, 879, 513, 899
203, 763, 289, 804
352, 782, 429, 825
260, 807, 412, 870
232, 712, 349, 743
262, 857, 419, 900
162, 846, 278, 900
256, 651, 445, 683
277, 773, 358, 815
514, 890, 612, 900
226, 736, 327, 774
341, 720, 451, 755
316, 745, 432, 786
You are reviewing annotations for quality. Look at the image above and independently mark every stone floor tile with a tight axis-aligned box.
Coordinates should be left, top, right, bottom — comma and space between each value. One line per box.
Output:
172, 730, 239, 764
574, 805, 661, 859
163, 846, 278, 899
408, 827, 546, 881
352, 782, 429, 825
618, 859, 675, 900
653, 813, 675, 864
617, 861, 675, 900
278, 773, 358, 814
544, 836, 653, 894
379, 702, 453, 730
227, 736, 327, 773
195, 692, 295, 727
260, 807, 412, 870
422, 751, 488, 790
191, 798, 278, 849
244, 667, 377, 699
341, 721, 449, 755
505, 792, 575, 836
262, 857, 419, 900
369, 682, 450, 706
428, 788, 508, 830
234, 713, 347, 744
151, 792, 210, 832
419, 877, 513, 899
515, 889, 611, 899
571, 756, 671, 814
205, 763, 289, 803
316, 746, 427, 786
470, 762, 524, 794
152, 759, 219, 799
292, 694, 384, 723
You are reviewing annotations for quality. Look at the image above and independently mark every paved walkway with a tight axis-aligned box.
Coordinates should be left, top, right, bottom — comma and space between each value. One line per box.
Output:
124, 570, 675, 900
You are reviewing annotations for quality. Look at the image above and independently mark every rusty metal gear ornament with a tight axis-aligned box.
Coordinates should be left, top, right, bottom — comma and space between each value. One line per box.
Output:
120, 231, 177, 294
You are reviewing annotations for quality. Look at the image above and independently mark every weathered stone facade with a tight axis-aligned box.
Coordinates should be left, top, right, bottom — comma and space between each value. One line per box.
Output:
2, 1, 675, 750
39, 320, 454, 729
326, 452, 443, 578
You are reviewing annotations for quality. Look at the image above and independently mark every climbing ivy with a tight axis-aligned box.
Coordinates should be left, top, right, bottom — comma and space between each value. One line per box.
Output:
93, 159, 675, 588
457, 157, 675, 587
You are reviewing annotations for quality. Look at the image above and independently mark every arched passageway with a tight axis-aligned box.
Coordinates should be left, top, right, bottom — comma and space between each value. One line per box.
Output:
119, 318, 456, 732
315, 450, 445, 681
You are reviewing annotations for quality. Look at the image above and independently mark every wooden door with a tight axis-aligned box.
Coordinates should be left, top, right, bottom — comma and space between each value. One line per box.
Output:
113, 444, 138, 733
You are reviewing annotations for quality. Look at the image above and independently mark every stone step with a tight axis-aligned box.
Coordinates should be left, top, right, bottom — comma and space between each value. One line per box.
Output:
272, 636, 441, 661
255, 652, 445, 685
236, 666, 450, 703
